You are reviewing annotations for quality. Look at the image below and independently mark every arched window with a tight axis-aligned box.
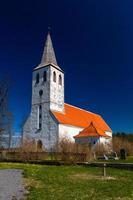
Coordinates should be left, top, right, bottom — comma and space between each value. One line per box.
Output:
36, 73, 40, 84
43, 71, 47, 82
53, 71, 56, 82
59, 74, 62, 85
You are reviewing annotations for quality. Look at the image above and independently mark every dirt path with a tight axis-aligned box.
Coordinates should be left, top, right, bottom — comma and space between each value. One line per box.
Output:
0, 169, 26, 200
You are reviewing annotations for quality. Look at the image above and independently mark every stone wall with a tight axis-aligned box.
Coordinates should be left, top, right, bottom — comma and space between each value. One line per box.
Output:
23, 64, 65, 151
23, 106, 58, 151
50, 66, 64, 112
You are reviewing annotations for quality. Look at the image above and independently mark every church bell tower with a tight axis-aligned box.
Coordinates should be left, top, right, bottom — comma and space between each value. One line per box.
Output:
32, 32, 64, 115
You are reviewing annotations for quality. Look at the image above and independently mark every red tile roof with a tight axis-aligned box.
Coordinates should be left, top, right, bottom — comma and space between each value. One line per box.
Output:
52, 103, 112, 135
74, 122, 111, 138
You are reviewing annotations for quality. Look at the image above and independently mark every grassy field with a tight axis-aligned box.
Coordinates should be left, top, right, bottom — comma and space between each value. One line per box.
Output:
0, 163, 133, 200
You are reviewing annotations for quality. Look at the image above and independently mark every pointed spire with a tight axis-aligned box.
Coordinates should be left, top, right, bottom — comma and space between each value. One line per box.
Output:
41, 32, 58, 66
34, 31, 62, 71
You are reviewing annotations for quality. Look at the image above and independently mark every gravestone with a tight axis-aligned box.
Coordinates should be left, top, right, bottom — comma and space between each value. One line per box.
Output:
120, 149, 126, 160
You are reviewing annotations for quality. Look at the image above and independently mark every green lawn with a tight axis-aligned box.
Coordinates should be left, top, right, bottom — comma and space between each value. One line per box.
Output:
0, 163, 133, 200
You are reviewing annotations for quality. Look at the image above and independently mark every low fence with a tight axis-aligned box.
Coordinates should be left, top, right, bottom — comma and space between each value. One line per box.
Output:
1, 151, 133, 170
0, 151, 87, 163
78, 162, 133, 170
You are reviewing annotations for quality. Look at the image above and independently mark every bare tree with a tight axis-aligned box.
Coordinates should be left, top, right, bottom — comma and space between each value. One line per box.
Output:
19, 114, 28, 146
0, 75, 13, 149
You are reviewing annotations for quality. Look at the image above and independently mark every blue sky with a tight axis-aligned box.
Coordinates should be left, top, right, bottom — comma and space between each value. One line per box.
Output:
0, 0, 133, 133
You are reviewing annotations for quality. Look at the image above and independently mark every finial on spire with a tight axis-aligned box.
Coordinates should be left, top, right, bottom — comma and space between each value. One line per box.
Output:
48, 26, 51, 33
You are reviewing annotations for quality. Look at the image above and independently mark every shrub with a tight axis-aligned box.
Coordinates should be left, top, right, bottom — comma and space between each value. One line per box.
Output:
19, 139, 37, 152
57, 138, 93, 162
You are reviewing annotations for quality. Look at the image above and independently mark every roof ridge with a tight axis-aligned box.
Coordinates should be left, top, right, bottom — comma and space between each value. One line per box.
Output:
52, 103, 112, 133
65, 103, 100, 128
89, 122, 101, 137
65, 103, 99, 116
75, 122, 110, 138
66, 103, 111, 132
66, 103, 110, 131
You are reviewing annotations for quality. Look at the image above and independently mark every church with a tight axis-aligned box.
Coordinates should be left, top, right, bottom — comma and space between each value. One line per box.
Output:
23, 32, 112, 151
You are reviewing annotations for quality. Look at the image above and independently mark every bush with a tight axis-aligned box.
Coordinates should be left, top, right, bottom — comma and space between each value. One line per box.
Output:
19, 139, 37, 152
57, 138, 93, 162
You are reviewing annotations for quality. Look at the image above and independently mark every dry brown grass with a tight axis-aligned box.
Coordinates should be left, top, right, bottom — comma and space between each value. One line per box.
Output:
19, 139, 37, 152
71, 173, 116, 181
24, 178, 43, 189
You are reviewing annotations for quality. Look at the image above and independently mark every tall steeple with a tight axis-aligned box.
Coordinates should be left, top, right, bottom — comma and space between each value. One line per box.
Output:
35, 32, 61, 70
41, 32, 58, 66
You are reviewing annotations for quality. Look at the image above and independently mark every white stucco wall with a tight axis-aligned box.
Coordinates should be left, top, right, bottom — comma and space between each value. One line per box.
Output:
99, 137, 112, 145
59, 124, 83, 142
99, 137, 107, 144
